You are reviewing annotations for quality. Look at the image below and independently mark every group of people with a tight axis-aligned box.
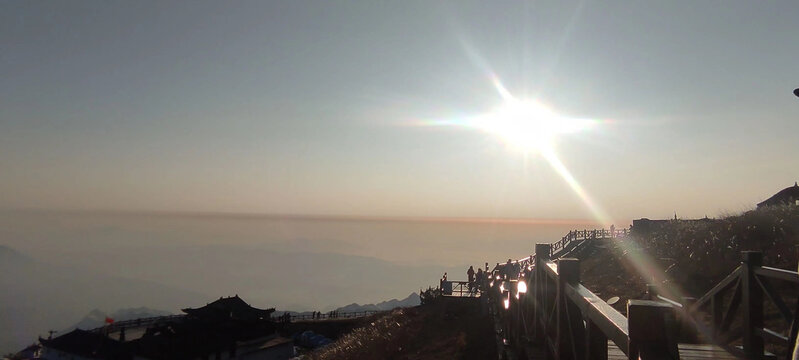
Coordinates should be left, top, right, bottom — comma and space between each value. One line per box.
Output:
466, 263, 489, 293
500, 258, 521, 280
439, 261, 515, 295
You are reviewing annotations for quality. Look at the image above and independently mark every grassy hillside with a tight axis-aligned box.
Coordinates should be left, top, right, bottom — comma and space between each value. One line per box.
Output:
635, 205, 799, 295
305, 298, 496, 360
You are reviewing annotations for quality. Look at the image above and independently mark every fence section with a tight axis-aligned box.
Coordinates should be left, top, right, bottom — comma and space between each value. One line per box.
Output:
481, 227, 799, 359
273, 310, 382, 323
489, 243, 681, 360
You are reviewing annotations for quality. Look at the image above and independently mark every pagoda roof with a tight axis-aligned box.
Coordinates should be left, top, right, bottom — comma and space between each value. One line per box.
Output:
181, 295, 275, 321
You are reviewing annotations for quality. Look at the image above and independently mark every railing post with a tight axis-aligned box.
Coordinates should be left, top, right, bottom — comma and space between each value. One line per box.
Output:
711, 292, 723, 340
536, 243, 551, 262
678, 297, 698, 343
534, 243, 551, 339
646, 284, 658, 300
741, 251, 764, 358
586, 317, 608, 360
628, 300, 680, 360
556, 258, 584, 359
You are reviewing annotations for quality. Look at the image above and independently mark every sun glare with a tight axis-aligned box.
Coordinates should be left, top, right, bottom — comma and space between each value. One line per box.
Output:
413, 75, 612, 226
470, 99, 594, 154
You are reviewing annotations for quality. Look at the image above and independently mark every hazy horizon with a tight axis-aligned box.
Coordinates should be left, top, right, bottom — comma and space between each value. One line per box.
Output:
0, 209, 589, 352
2, 1, 798, 354
2, 1, 797, 223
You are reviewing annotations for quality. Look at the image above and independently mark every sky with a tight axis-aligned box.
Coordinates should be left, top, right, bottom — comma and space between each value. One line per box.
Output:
2, 1, 798, 223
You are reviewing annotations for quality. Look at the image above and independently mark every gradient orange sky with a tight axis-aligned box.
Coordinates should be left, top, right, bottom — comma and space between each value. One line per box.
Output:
1, 1, 797, 223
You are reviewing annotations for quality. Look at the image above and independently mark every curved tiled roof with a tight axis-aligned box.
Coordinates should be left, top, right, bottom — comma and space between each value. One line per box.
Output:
182, 295, 275, 321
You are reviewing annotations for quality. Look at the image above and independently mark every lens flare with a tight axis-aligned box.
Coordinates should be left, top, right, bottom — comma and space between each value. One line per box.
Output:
468, 99, 597, 154
412, 76, 612, 226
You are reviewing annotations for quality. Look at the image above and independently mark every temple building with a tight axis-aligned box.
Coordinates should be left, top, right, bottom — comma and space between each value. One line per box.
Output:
182, 295, 275, 322
38, 329, 131, 360
28, 296, 292, 360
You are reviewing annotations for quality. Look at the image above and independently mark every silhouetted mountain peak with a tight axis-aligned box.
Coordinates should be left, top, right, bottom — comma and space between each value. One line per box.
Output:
0, 244, 32, 265
334, 292, 420, 313
66, 307, 173, 331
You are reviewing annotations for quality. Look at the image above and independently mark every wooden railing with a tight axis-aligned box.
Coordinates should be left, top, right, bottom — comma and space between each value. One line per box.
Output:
440, 280, 481, 297
551, 228, 629, 258
654, 251, 799, 358
93, 309, 383, 332
272, 310, 382, 323
486, 233, 799, 359
91, 314, 186, 333
490, 243, 681, 360
501, 227, 628, 280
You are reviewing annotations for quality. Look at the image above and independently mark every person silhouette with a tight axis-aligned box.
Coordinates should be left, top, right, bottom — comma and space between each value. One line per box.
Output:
475, 268, 484, 291
467, 266, 475, 292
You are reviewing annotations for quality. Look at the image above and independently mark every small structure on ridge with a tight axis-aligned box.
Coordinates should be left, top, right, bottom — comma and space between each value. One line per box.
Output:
757, 182, 799, 208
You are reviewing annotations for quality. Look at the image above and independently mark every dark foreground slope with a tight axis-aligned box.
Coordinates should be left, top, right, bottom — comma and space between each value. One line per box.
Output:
306, 298, 496, 360
574, 205, 799, 315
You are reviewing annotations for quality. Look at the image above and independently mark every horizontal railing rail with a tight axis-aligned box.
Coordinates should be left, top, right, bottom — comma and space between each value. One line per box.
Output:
447, 227, 799, 359
495, 227, 628, 283
488, 242, 680, 360
653, 251, 799, 358
440, 280, 481, 297
274, 310, 383, 322
91, 314, 186, 333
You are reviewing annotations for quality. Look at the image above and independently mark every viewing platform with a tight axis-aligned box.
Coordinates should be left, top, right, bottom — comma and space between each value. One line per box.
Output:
439, 227, 799, 359
440, 280, 482, 298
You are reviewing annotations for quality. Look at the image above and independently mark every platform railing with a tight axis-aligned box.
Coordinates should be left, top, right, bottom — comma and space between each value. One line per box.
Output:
91, 314, 187, 333
274, 310, 382, 322
490, 242, 681, 360
498, 227, 628, 282
653, 251, 799, 358
439, 280, 481, 297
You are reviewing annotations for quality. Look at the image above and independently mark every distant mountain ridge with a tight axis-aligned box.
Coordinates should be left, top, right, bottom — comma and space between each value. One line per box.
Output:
0, 244, 32, 264
66, 307, 174, 332
0, 245, 200, 355
334, 292, 420, 313
274, 292, 421, 317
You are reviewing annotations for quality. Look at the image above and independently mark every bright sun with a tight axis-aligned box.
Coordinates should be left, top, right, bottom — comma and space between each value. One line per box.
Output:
471, 99, 594, 154
415, 86, 611, 226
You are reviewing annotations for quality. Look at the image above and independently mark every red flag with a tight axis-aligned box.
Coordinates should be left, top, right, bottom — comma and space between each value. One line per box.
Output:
105, 317, 114, 324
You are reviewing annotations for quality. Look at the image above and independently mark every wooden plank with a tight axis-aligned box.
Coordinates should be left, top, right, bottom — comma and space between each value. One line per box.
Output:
755, 266, 799, 284
692, 267, 741, 311
564, 284, 629, 353
607, 342, 737, 360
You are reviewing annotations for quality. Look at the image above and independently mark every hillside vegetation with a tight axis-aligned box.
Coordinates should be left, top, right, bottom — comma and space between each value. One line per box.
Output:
305, 298, 495, 360
578, 204, 799, 313
294, 206, 799, 358
636, 205, 799, 295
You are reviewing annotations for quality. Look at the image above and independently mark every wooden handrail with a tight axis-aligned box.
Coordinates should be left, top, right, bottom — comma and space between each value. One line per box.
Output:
91, 314, 186, 333
484, 235, 799, 359
488, 242, 681, 359
690, 266, 741, 312
475, 228, 799, 359
658, 251, 799, 357
755, 266, 799, 283
563, 275, 630, 353
497, 227, 627, 278
273, 310, 382, 322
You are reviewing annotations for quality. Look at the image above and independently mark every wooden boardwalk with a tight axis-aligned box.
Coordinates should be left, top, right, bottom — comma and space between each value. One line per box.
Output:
513, 341, 738, 359
607, 342, 737, 360
478, 228, 799, 360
